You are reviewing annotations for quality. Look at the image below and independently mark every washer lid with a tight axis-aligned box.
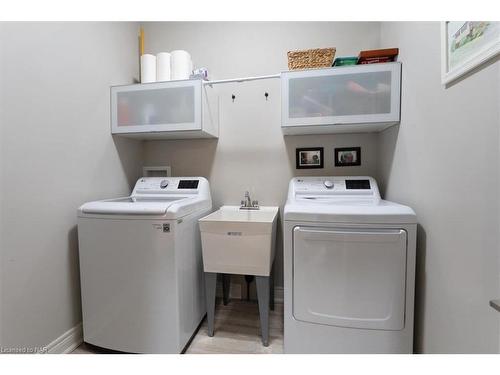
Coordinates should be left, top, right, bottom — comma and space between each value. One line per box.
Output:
79, 196, 189, 216
78, 176, 212, 219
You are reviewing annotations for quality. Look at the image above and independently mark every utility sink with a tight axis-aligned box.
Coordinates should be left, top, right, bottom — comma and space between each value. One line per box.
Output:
199, 205, 279, 276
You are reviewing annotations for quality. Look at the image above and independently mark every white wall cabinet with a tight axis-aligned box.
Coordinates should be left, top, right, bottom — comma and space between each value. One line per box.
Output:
281, 62, 401, 135
111, 79, 218, 139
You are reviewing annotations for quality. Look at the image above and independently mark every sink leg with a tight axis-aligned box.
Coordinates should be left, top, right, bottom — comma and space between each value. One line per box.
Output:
222, 274, 231, 305
270, 271, 275, 311
204, 272, 217, 337
255, 276, 270, 347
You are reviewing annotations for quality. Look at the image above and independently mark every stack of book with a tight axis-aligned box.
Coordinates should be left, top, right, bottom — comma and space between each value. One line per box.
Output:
333, 56, 359, 66
357, 48, 399, 64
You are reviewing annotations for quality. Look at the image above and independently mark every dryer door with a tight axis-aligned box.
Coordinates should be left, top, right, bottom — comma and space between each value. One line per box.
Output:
293, 226, 407, 330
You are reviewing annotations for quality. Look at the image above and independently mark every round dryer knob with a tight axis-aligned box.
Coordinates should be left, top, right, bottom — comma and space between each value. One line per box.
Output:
160, 179, 169, 189
324, 180, 334, 189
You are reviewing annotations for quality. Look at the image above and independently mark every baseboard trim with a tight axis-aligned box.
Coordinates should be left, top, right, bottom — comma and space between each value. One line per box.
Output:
45, 323, 83, 354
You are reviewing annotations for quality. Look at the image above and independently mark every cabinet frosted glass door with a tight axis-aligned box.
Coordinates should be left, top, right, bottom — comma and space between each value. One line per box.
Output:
282, 63, 401, 129
111, 80, 201, 134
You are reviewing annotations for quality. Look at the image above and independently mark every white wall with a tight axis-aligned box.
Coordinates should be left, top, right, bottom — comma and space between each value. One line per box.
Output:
3, 21, 495, 354
378, 22, 500, 353
0, 22, 143, 350
142, 22, 383, 286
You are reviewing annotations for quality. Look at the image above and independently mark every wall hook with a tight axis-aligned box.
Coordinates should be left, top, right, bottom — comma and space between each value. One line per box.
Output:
265, 92, 269, 101
232, 94, 236, 103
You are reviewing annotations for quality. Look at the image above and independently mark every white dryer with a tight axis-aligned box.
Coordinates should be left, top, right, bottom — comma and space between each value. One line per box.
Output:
77, 177, 212, 353
283, 176, 416, 353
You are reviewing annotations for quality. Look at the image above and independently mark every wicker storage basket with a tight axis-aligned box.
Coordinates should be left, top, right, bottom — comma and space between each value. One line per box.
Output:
287, 48, 336, 70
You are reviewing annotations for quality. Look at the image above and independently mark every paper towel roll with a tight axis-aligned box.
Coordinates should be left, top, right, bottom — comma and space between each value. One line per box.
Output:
171, 50, 192, 80
140, 54, 156, 83
156, 52, 171, 82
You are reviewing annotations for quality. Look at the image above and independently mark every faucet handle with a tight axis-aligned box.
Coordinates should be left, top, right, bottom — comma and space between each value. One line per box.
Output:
241, 200, 245, 206
252, 200, 259, 207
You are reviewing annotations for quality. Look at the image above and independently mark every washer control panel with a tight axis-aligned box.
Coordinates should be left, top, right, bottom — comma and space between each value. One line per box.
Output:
178, 180, 199, 189
133, 177, 201, 193
324, 180, 334, 189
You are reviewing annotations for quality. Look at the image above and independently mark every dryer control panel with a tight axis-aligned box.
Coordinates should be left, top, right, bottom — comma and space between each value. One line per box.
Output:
290, 176, 380, 199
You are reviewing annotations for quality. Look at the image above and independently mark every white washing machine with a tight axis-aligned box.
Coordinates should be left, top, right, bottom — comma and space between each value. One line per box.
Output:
77, 177, 212, 353
283, 176, 417, 353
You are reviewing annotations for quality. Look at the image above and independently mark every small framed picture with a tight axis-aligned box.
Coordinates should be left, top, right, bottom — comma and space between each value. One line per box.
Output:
296, 147, 324, 169
335, 147, 361, 167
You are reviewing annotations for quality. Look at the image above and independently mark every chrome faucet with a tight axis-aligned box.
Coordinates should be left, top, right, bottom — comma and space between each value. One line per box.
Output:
244, 191, 252, 207
240, 191, 259, 210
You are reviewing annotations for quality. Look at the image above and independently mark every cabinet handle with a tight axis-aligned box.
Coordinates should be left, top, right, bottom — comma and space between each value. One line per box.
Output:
489, 299, 500, 313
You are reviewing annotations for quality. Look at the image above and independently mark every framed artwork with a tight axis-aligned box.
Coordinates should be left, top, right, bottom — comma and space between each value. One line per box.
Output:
296, 147, 324, 169
441, 21, 500, 85
335, 147, 361, 167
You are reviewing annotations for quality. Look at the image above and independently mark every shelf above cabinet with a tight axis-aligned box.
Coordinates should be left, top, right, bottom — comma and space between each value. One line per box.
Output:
281, 62, 401, 135
111, 79, 219, 140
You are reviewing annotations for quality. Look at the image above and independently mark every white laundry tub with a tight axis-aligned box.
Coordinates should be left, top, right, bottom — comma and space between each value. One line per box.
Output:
199, 205, 279, 276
